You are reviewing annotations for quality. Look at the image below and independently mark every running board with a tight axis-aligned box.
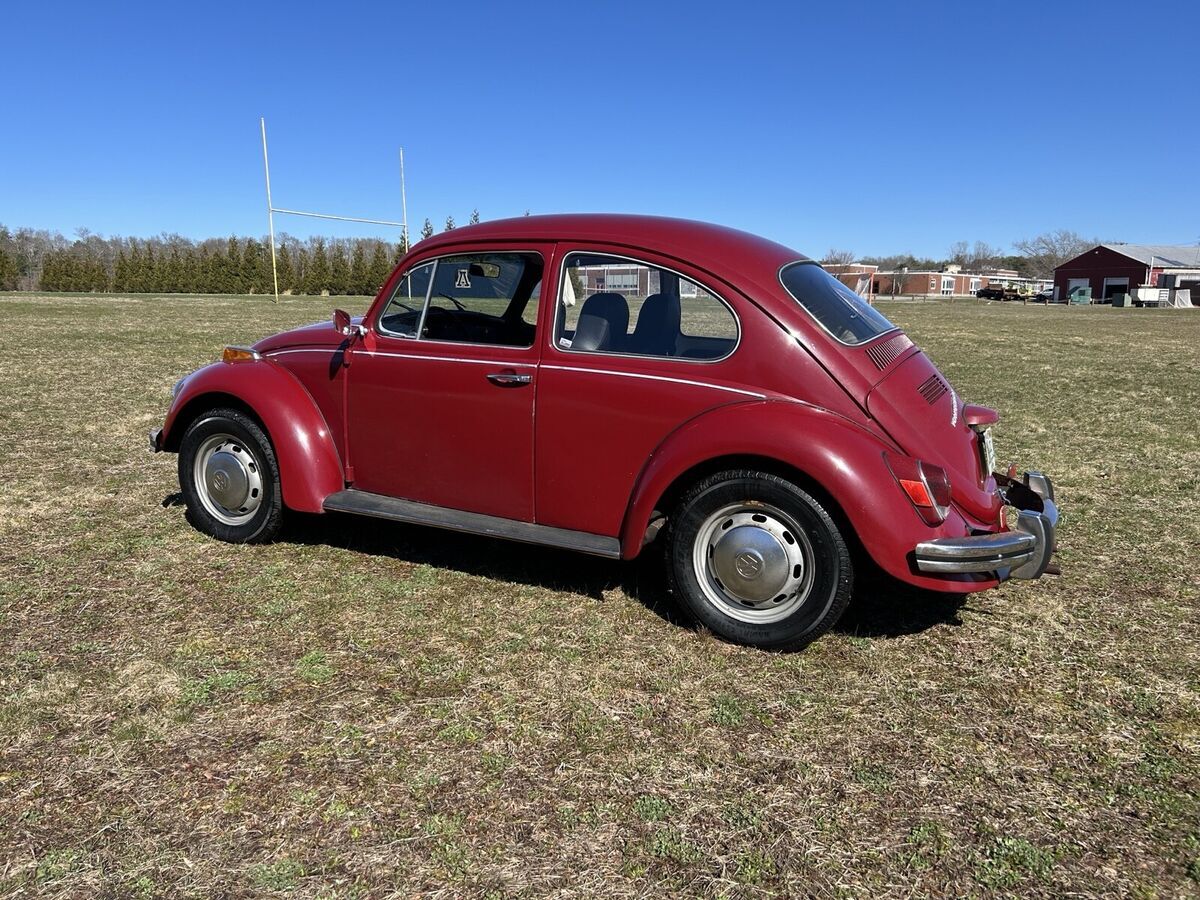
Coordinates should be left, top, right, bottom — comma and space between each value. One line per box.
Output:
322, 489, 622, 559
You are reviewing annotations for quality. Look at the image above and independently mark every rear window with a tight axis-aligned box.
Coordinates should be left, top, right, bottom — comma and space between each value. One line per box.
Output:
780, 261, 896, 345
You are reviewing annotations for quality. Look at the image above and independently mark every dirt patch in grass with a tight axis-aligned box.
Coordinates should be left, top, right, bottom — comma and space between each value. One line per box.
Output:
1, 293, 1197, 896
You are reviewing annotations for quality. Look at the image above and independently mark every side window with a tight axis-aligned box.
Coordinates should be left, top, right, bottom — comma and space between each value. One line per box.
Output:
558, 253, 737, 360
422, 252, 542, 347
378, 262, 434, 337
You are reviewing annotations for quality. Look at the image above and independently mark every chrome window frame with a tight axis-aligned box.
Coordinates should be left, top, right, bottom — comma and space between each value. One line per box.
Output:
777, 260, 899, 348
376, 259, 437, 340
374, 250, 547, 350
553, 250, 741, 364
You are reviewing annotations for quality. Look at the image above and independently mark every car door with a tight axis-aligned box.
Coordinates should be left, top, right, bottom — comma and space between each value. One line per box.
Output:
534, 244, 756, 538
345, 245, 550, 522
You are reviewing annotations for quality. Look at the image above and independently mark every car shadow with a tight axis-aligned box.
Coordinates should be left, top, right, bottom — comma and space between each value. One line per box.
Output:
835, 565, 970, 638
281, 510, 689, 627
177, 499, 969, 642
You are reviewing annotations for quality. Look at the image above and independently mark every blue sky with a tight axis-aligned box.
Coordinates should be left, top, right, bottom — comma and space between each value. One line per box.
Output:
4, 0, 1197, 258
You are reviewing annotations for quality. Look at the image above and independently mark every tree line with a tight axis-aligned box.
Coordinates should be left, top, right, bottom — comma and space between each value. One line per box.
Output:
0, 219, 1095, 295
821, 230, 1097, 279
0, 211, 489, 295
0, 227, 407, 295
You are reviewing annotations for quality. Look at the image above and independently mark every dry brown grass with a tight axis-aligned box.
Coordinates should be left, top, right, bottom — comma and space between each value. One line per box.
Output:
0, 292, 1197, 898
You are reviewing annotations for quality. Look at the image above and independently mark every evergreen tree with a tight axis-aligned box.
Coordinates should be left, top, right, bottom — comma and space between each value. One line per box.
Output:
276, 244, 295, 294
349, 243, 368, 296
368, 243, 391, 294
165, 248, 183, 292
0, 248, 15, 290
226, 237, 245, 293
182, 247, 201, 293
112, 249, 129, 292
144, 246, 158, 292
196, 247, 210, 293
329, 243, 350, 295
293, 247, 311, 294
242, 238, 266, 294
421, 218, 434, 240
127, 243, 143, 292
444, 216, 456, 232
469, 209, 480, 225
306, 239, 331, 295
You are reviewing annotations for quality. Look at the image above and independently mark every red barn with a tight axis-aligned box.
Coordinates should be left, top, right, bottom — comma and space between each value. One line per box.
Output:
1054, 244, 1200, 302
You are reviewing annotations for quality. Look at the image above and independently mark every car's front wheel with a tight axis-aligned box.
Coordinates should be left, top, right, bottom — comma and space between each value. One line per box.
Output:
178, 407, 282, 543
666, 470, 853, 650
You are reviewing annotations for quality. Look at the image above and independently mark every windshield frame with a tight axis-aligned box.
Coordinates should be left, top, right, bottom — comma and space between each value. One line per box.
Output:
777, 260, 899, 347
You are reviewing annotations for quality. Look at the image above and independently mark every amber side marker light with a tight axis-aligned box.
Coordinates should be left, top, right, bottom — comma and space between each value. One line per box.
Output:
222, 346, 261, 363
884, 452, 952, 526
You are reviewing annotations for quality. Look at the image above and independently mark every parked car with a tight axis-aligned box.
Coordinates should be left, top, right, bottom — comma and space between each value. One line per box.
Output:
976, 285, 1023, 301
149, 214, 1059, 650
1034, 287, 1056, 303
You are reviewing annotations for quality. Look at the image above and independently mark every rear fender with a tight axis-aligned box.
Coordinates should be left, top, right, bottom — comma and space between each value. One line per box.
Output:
161, 359, 344, 513
619, 399, 995, 591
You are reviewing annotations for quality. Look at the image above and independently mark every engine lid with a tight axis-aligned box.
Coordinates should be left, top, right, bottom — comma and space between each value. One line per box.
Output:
866, 351, 1000, 523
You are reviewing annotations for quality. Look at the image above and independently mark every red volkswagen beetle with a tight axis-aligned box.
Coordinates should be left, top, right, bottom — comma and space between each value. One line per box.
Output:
149, 215, 1058, 650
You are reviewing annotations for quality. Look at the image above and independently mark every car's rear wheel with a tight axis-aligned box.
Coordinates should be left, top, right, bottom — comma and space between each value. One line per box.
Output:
665, 470, 853, 650
178, 407, 282, 543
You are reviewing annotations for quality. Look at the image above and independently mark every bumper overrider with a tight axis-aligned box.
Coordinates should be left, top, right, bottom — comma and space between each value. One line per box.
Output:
914, 471, 1058, 581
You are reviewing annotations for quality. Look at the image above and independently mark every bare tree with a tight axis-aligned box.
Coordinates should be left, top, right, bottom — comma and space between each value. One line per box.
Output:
821, 248, 856, 266
1013, 229, 1095, 277
948, 240, 1000, 270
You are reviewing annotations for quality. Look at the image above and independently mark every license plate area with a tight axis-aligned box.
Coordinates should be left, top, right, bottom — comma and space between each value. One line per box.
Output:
978, 426, 997, 476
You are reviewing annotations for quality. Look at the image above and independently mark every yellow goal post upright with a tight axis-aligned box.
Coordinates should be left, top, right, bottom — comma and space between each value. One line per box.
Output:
259, 117, 410, 302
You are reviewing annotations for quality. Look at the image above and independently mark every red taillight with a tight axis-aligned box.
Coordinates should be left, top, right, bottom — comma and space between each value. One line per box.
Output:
885, 452, 952, 525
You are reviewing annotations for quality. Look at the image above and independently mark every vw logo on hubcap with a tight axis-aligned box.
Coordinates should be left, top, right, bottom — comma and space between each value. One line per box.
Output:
734, 551, 763, 579
212, 470, 229, 492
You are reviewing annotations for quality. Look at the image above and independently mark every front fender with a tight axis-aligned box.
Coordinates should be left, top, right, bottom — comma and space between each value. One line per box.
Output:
160, 358, 344, 513
619, 399, 996, 591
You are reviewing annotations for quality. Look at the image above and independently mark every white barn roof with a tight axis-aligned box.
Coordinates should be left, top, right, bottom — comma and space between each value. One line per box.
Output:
1102, 243, 1200, 268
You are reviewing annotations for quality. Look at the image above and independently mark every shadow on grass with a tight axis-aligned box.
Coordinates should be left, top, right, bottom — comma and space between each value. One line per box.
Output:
836, 565, 971, 639
191, 503, 968, 642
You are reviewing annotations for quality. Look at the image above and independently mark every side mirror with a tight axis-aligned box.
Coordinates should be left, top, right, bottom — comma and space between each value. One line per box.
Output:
333, 309, 351, 334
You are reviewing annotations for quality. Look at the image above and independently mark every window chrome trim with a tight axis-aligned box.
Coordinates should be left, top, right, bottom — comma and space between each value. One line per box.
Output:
375, 249, 546, 350
553, 250, 741, 364
376, 259, 436, 339
778, 260, 900, 348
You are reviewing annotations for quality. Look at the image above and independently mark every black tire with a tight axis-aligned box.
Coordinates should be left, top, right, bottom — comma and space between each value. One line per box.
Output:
178, 407, 283, 544
665, 470, 853, 651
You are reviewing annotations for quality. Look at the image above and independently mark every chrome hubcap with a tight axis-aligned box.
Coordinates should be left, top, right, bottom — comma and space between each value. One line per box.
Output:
693, 502, 814, 624
193, 434, 263, 526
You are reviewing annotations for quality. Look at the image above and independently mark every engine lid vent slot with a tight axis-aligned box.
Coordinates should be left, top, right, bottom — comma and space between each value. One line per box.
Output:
918, 373, 948, 405
865, 333, 913, 371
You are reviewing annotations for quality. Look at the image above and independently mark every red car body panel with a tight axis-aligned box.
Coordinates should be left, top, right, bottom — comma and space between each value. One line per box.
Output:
156, 214, 1027, 594
345, 337, 539, 521
162, 356, 344, 513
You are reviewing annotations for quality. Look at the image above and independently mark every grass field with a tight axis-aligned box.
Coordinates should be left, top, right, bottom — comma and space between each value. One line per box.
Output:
1, 292, 1197, 898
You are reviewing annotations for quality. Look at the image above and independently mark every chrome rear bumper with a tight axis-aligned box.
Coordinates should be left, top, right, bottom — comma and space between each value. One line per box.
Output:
148, 428, 163, 453
914, 471, 1058, 580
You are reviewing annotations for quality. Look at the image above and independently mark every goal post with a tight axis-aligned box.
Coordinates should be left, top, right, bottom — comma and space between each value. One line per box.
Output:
259, 117, 409, 302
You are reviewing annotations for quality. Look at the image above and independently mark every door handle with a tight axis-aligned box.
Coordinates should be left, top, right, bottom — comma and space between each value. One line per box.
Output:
486, 371, 532, 387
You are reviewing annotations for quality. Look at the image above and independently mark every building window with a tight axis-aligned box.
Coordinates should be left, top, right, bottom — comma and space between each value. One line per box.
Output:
941, 276, 955, 296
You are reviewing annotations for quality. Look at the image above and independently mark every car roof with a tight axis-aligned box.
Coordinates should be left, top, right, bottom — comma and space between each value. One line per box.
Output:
411, 214, 810, 291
